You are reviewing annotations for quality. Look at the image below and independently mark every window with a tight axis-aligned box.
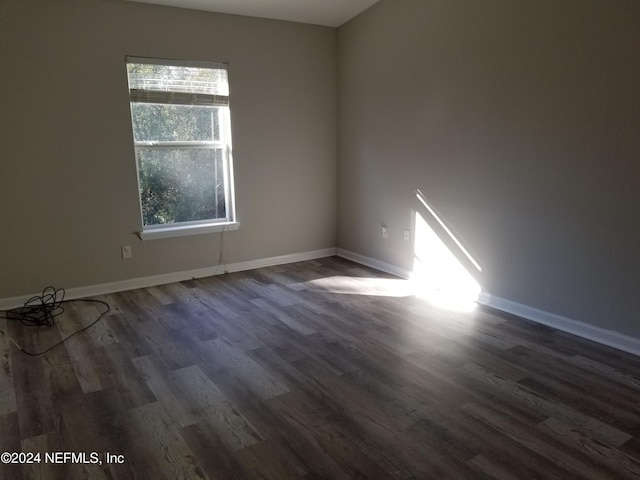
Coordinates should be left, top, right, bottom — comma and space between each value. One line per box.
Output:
126, 57, 238, 240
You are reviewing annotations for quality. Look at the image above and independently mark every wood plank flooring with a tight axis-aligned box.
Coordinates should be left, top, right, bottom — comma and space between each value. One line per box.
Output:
2, 256, 640, 479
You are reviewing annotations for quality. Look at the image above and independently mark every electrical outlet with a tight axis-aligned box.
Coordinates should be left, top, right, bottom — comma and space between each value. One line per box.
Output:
404, 229, 411, 243
382, 226, 388, 239
121, 245, 132, 259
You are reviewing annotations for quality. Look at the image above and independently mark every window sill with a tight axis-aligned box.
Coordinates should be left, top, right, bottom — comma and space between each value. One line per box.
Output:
138, 221, 240, 240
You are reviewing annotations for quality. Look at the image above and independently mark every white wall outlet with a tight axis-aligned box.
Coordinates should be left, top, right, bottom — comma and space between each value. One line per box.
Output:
382, 226, 388, 239
404, 229, 411, 243
121, 245, 132, 259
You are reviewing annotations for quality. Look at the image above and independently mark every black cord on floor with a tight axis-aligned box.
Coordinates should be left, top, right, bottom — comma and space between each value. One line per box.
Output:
0, 286, 111, 356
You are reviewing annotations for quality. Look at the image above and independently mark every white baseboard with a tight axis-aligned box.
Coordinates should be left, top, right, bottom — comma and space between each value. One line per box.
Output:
0, 248, 337, 310
336, 248, 411, 279
478, 292, 640, 357
336, 249, 640, 358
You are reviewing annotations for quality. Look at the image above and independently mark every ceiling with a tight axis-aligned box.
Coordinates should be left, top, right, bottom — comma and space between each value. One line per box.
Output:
124, 0, 381, 27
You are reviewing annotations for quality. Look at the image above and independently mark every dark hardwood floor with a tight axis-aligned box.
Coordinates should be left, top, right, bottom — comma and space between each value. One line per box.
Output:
2, 256, 640, 479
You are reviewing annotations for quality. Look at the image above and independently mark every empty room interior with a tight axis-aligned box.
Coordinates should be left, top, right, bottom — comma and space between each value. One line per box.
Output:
2, 0, 640, 478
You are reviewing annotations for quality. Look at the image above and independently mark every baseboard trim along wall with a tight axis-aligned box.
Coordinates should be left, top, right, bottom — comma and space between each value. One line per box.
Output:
0, 248, 337, 311
336, 248, 412, 279
4, 246, 639, 358
478, 292, 640, 358
336, 248, 640, 358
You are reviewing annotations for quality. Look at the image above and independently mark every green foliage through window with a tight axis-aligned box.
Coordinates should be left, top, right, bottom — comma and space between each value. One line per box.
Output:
137, 148, 226, 226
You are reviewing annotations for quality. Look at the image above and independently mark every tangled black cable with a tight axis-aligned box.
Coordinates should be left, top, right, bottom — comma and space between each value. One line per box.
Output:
0, 286, 111, 356
4, 286, 65, 327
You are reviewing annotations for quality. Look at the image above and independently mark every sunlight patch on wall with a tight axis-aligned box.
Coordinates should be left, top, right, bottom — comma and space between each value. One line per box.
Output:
416, 190, 482, 272
412, 194, 481, 312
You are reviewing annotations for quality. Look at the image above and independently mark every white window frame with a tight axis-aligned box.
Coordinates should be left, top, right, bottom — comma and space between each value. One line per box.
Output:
126, 56, 239, 240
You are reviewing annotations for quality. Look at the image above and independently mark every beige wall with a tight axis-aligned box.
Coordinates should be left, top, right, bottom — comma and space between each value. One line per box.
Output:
337, 0, 640, 336
0, 0, 337, 297
3, 0, 640, 341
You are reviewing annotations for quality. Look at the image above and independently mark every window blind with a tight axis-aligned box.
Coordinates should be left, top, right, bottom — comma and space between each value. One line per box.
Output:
126, 56, 229, 107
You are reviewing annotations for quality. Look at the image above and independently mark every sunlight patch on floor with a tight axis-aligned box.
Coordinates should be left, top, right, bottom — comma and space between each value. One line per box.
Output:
300, 273, 479, 313
301, 276, 415, 297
